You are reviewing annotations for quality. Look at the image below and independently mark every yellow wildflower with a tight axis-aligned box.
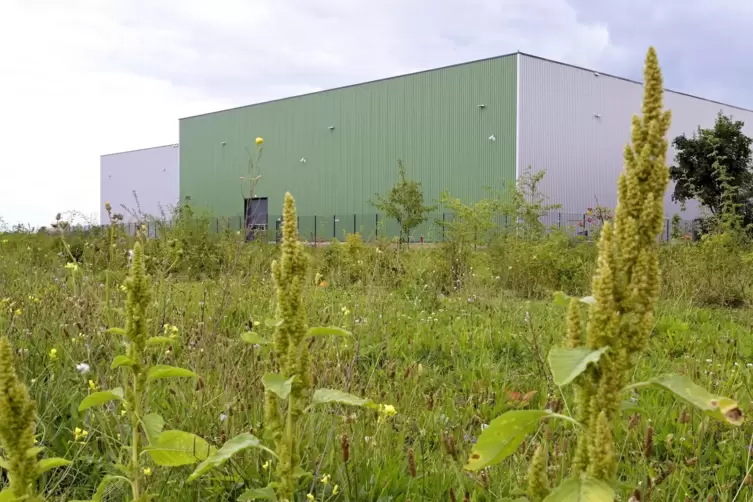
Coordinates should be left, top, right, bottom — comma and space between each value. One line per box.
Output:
48, 348, 57, 360
306, 495, 314, 501
333, 485, 340, 495
143, 467, 152, 476
73, 427, 88, 442
320, 474, 330, 485
255, 137, 264, 145
88, 380, 98, 391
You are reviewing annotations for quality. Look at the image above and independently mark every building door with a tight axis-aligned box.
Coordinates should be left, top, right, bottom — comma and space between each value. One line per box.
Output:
244, 197, 268, 241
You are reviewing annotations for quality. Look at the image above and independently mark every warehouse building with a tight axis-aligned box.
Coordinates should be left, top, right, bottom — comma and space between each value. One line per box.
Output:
99, 144, 180, 225
106, 52, 753, 240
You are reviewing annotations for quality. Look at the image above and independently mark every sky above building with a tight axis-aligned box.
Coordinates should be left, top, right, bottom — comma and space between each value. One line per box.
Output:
1, 0, 751, 228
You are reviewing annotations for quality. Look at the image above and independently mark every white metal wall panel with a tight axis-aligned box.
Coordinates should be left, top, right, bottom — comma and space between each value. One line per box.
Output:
99, 144, 180, 224
517, 54, 753, 220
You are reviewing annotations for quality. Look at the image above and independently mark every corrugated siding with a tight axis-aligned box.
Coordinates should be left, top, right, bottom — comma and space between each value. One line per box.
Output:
517, 54, 753, 219
100, 145, 180, 224
179, 56, 517, 239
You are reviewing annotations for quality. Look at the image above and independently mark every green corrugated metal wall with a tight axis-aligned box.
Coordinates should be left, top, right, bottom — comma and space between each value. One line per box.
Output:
179, 54, 517, 240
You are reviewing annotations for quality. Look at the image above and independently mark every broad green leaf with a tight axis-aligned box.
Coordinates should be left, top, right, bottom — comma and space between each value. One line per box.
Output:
310, 388, 373, 408
553, 291, 571, 307
548, 347, 609, 387
579, 296, 597, 305
466, 410, 578, 471
146, 336, 174, 346
264, 319, 283, 328
37, 457, 72, 474
110, 355, 136, 369
241, 332, 272, 345
0, 489, 16, 502
144, 430, 216, 466
306, 326, 352, 338
78, 388, 124, 411
147, 365, 197, 382
188, 433, 275, 482
262, 374, 295, 400
26, 446, 44, 458
105, 327, 126, 336
238, 486, 277, 501
142, 413, 165, 445
643, 373, 744, 425
543, 475, 614, 501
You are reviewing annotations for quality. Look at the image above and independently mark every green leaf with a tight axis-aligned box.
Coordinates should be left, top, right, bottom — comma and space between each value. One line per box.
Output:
579, 296, 597, 305
37, 457, 72, 475
68, 474, 130, 502
105, 327, 126, 336
142, 413, 165, 445
240, 332, 272, 345
188, 433, 275, 482
542, 475, 614, 501
238, 486, 277, 501
110, 355, 136, 369
642, 373, 744, 425
91, 474, 130, 502
146, 336, 174, 346
147, 365, 198, 382
262, 374, 295, 400
465, 410, 578, 471
264, 319, 283, 328
548, 347, 609, 387
26, 446, 44, 458
0, 489, 16, 502
553, 291, 571, 307
306, 326, 352, 338
310, 388, 374, 408
78, 388, 124, 411
144, 430, 216, 466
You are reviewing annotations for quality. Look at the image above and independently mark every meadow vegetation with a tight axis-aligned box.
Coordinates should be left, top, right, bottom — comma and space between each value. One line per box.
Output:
2, 48, 753, 501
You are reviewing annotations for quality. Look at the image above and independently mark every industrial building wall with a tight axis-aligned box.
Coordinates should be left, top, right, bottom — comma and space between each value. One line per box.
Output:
100, 144, 180, 225
517, 54, 753, 222
179, 55, 517, 241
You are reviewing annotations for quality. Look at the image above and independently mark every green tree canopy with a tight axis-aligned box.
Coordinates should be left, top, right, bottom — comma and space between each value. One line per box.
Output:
669, 112, 753, 216
371, 160, 435, 244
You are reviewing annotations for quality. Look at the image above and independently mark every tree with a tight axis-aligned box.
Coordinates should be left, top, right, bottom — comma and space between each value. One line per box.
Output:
669, 112, 753, 218
371, 160, 436, 244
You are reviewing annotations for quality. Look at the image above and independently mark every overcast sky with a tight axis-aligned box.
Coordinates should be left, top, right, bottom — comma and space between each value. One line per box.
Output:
1, 0, 751, 228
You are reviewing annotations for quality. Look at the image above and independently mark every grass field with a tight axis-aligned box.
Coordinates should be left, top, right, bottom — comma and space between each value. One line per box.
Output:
1, 218, 753, 501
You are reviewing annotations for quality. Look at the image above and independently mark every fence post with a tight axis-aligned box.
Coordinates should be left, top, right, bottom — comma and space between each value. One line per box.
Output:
353, 214, 357, 235
442, 213, 446, 241
297, 215, 300, 239
314, 215, 317, 246
666, 219, 670, 241
558, 212, 562, 229
375, 214, 379, 237
333, 215, 336, 241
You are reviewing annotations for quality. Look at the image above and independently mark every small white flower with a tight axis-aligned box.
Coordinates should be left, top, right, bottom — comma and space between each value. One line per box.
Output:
219, 413, 228, 422
706, 359, 712, 364
481, 423, 489, 431
748, 363, 753, 368
75, 363, 90, 374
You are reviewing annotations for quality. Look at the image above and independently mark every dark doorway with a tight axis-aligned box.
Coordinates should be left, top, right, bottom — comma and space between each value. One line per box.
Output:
244, 197, 268, 241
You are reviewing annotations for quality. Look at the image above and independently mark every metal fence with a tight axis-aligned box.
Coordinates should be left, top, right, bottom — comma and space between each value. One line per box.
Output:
113, 211, 700, 244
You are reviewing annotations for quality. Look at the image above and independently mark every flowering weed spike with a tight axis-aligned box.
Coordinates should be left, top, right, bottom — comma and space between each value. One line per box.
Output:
560, 47, 671, 483
0, 337, 41, 501
267, 192, 312, 500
